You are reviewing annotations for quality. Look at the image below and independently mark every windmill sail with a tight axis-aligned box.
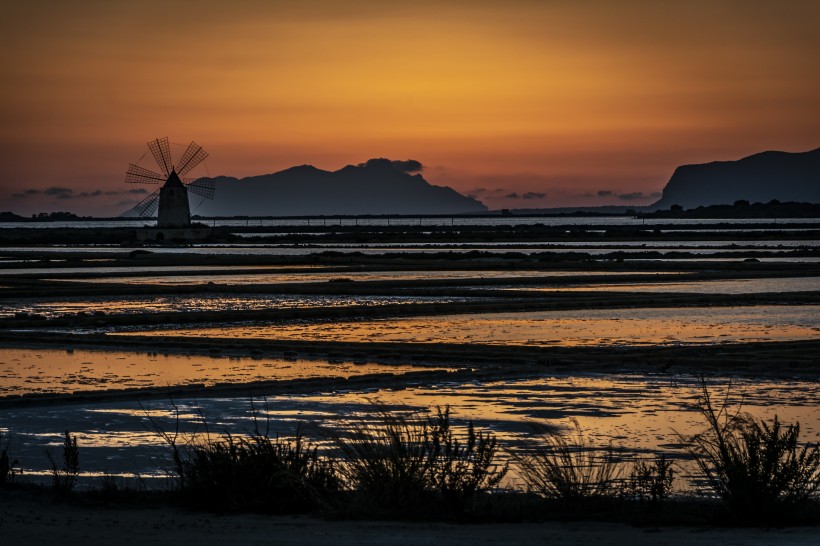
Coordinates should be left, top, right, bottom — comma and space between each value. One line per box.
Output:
176, 141, 209, 176
147, 137, 172, 176
186, 178, 216, 199
133, 188, 161, 216
126, 137, 214, 225
125, 164, 165, 185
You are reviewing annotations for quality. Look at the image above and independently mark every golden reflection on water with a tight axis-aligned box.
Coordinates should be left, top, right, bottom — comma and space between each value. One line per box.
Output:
0, 348, 441, 397
4, 374, 819, 486
523, 276, 820, 294
56, 269, 682, 285
124, 305, 820, 346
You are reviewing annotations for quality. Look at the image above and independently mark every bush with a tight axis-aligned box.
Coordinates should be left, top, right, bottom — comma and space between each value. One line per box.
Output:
621, 454, 675, 504
683, 381, 820, 522
332, 404, 506, 516
512, 419, 624, 507
174, 426, 339, 513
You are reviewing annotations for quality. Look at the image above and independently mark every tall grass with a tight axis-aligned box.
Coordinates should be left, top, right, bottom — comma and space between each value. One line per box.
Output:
683, 381, 820, 522
176, 426, 339, 513
1, 431, 19, 487
331, 404, 506, 516
512, 419, 624, 507
621, 454, 675, 504
47, 431, 79, 493
145, 401, 339, 513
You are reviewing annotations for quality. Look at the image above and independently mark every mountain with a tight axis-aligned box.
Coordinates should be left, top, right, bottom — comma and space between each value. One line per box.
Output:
189, 159, 486, 216
651, 148, 820, 210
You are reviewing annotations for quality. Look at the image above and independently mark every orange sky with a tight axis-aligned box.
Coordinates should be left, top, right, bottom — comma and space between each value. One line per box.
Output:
1, 0, 818, 215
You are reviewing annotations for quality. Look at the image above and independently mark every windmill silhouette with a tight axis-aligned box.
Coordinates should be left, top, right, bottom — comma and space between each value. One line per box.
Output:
125, 137, 214, 227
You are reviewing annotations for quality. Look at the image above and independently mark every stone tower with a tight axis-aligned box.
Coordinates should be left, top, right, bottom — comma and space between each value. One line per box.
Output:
157, 170, 191, 227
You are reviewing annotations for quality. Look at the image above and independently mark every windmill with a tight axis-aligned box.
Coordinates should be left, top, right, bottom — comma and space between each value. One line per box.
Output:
125, 137, 214, 228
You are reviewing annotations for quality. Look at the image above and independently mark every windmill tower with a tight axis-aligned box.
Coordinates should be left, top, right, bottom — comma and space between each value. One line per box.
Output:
125, 137, 214, 227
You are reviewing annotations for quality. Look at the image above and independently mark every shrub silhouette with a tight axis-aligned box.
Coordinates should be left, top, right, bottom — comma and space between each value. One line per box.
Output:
332, 404, 506, 516
683, 381, 820, 522
177, 426, 339, 513
621, 454, 675, 504
512, 419, 623, 507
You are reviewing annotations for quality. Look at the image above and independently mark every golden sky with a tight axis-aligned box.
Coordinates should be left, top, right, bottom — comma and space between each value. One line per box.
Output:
1, 0, 818, 214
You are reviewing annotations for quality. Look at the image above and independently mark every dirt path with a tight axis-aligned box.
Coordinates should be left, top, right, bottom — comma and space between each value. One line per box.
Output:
0, 494, 817, 546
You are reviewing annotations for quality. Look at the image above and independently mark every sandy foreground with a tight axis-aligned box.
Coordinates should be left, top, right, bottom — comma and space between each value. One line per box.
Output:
0, 495, 817, 546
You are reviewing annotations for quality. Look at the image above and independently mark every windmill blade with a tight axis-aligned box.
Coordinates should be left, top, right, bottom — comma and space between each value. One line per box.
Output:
125, 164, 165, 185
147, 137, 172, 176
176, 141, 209, 176
133, 188, 161, 217
185, 177, 215, 199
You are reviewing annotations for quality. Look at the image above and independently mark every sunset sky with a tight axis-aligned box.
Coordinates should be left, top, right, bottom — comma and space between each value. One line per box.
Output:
1, 0, 818, 215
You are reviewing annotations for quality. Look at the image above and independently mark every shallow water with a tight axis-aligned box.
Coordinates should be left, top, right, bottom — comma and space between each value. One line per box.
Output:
2, 373, 818, 484
51, 269, 683, 285
515, 276, 820, 295
0, 347, 441, 397
119, 305, 820, 346
1, 294, 480, 319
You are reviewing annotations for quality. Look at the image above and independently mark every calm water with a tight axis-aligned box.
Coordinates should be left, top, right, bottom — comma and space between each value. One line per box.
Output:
0, 347, 443, 397
4, 216, 820, 229
118, 305, 820, 346
2, 374, 818, 485
0, 294, 481, 319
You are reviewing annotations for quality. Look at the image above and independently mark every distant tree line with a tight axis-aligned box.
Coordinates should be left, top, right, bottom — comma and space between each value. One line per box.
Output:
643, 200, 820, 219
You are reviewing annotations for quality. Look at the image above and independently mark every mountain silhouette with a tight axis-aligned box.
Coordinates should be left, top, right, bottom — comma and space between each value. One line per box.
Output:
652, 148, 820, 209
189, 158, 486, 216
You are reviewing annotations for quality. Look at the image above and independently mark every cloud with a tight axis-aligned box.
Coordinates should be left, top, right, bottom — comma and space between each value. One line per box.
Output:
502, 191, 546, 200
618, 192, 648, 201
11, 188, 42, 198
44, 186, 73, 196
359, 158, 423, 173
10, 186, 149, 202
390, 159, 423, 173
597, 190, 613, 197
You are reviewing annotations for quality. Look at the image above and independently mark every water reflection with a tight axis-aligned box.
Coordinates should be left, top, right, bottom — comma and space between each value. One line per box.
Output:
121, 305, 820, 346
0, 348, 442, 397
2, 374, 818, 484
1, 294, 479, 319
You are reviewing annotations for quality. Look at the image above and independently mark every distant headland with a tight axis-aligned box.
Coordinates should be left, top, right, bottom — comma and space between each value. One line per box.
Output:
177, 158, 487, 217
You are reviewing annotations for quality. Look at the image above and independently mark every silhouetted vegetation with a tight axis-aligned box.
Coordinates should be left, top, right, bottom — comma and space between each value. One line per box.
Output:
175, 428, 339, 513
47, 431, 79, 493
645, 200, 820, 219
512, 419, 624, 508
1, 432, 20, 487
682, 381, 820, 524
621, 454, 675, 505
331, 405, 506, 517
4, 389, 820, 526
